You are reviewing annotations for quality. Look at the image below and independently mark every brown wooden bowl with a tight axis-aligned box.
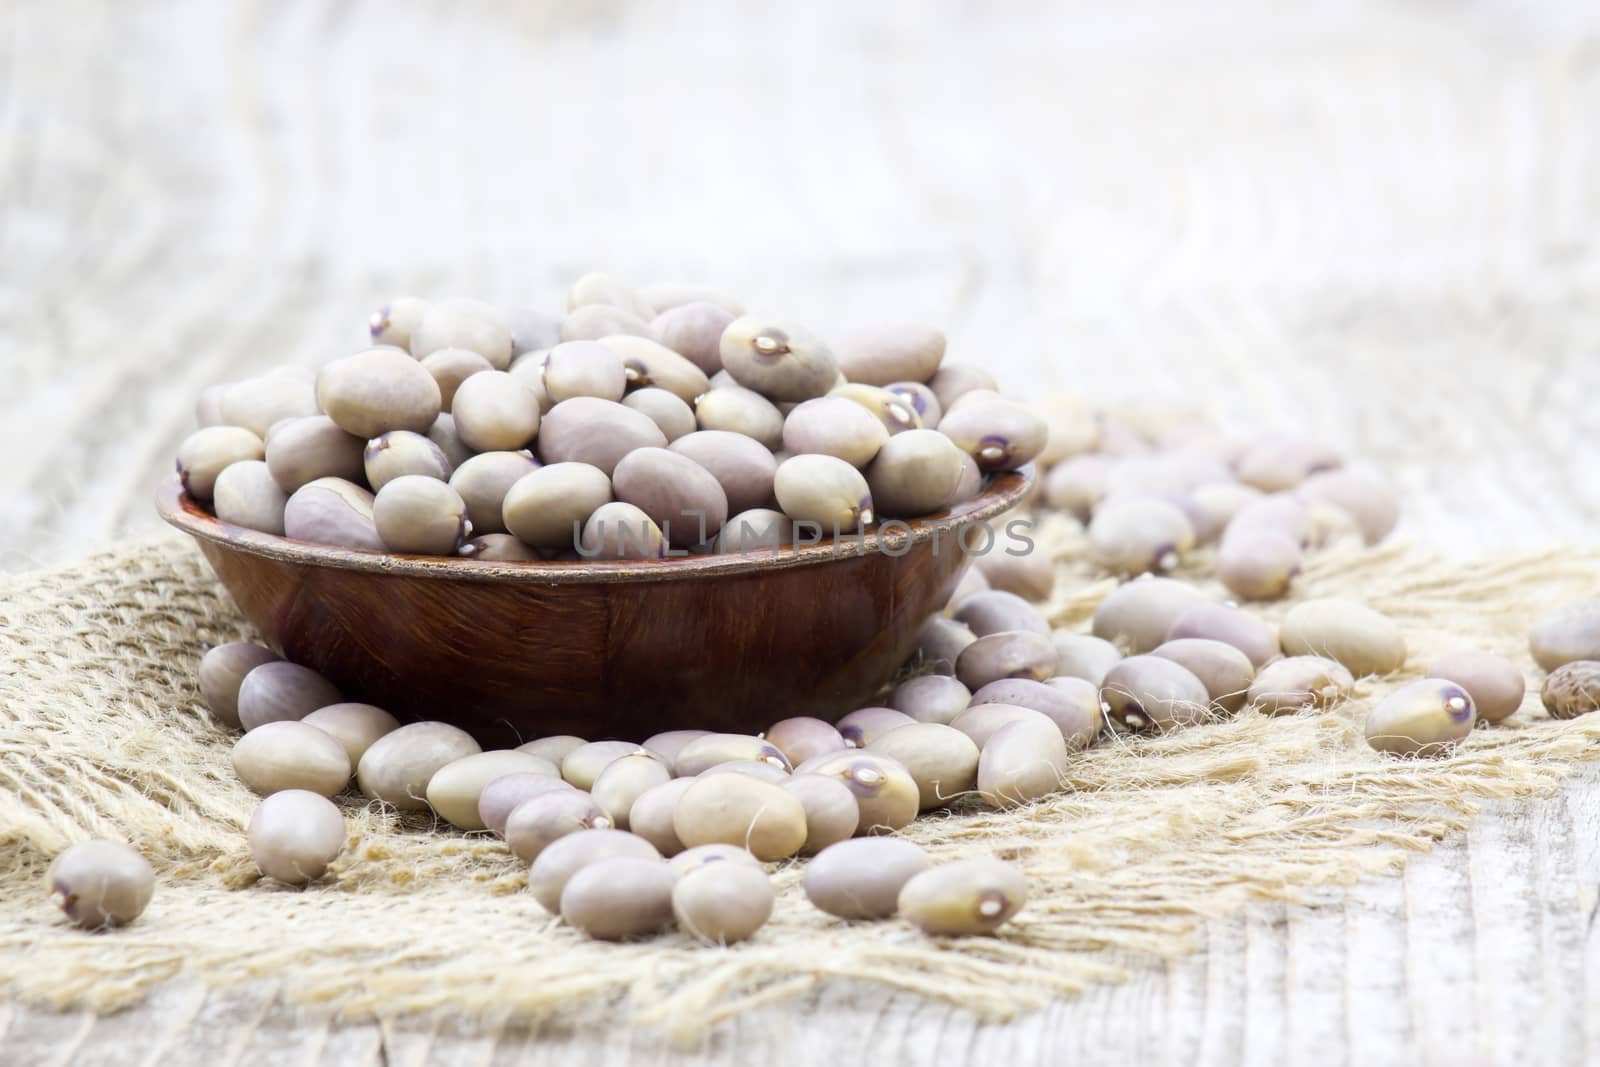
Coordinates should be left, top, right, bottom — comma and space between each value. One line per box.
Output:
157, 468, 1034, 745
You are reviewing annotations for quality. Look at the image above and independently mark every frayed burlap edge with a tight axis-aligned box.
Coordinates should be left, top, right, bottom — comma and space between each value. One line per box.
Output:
1, 526, 1597, 1040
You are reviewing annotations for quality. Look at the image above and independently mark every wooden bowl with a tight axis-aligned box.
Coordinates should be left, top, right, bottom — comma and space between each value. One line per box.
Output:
157, 469, 1034, 745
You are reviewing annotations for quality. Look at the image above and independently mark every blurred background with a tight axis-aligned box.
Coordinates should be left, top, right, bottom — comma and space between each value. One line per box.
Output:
2, 0, 1597, 571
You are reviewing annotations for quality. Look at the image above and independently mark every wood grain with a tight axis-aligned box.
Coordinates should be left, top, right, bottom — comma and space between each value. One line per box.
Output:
4, 0, 1600, 1061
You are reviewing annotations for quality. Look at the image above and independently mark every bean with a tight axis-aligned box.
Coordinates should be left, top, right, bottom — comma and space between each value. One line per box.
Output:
1101, 655, 1211, 731
218, 372, 319, 439
835, 707, 916, 748
419, 347, 493, 408
1042, 455, 1109, 521
459, 533, 541, 562
830, 383, 923, 435
889, 675, 972, 726
316, 347, 441, 438
502, 462, 612, 549
938, 396, 1047, 472
1165, 603, 1279, 669
955, 631, 1056, 690
884, 381, 943, 427
369, 297, 428, 350
866, 723, 979, 810
1050, 632, 1123, 686
1543, 661, 1600, 720
561, 304, 657, 343
719, 316, 839, 401
622, 387, 697, 442
248, 789, 346, 885
640, 730, 710, 766
237, 661, 341, 731
716, 507, 791, 553
578, 501, 666, 560
373, 475, 470, 555
1247, 656, 1355, 715
865, 428, 965, 516
364, 430, 452, 492
672, 733, 791, 778
539, 396, 668, 475
356, 721, 482, 811
673, 773, 808, 861
949, 703, 1040, 748
1150, 638, 1256, 712
1296, 470, 1399, 545
1216, 526, 1302, 601
1187, 482, 1264, 545
970, 677, 1100, 749
541, 339, 627, 404
506, 790, 613, 862
591, 752, 672, 828
1226, 494, 1312, 548
567, 272, 654, 320
1087, 496, 1195, 576
426, 413, 474, 468
446, 451, 538, 536
774, 453, 874, 533
284, 477, 384, 551
1426, 650, 1526, 723
613, 447, 729, 549
1091, 577, 1209, 654
518, 736, 588, 764
451, 370, 540, 452
411, 299, 514, 368
628, 777, 695, 855
426, 750, 558, 830
562, 740, 652, 790
925, 363, 996, 411
674, 862, 775, 944
669, 843, 764, 878
790, 751, 918, 833
300, 702, 401, 765
507, 306, 562, 355
48, 841, 154, 928
803, 837, 932, 919
527, 829, 662, 913
1233, 435, 1341, 493
264, 415, 366, 492
831, 325, 943, 386
600, 335, 712, 403
177, 426, 265, 501
559, 857, 678, 940
1529, 600, 1600, 673
764, 717, 848, 766
782, 773, 860, 853
1280, 598, 1407, 677
782, 396, 889, 468
199, 642, 280, 731
953, 590, 1050, 640
913, 617, 976, 675
694, 385, 785, 448
652, 301, 735, 375
898, 858, 1027, 936
946, 567, 991, 609
1366, 678, 1476, 756
231, 720, 352, 796
640, 283, 743, 317
972, 524, 1055, 601
478, 773, 573, 837
977, 713, 1070, 806
506, 351, 554, 413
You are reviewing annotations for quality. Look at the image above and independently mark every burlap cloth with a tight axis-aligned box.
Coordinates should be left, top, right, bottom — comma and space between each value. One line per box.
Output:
2, 523, 1597, 1038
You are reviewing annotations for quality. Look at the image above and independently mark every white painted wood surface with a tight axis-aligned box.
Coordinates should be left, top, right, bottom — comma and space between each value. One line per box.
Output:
4, 0, 1600, 1061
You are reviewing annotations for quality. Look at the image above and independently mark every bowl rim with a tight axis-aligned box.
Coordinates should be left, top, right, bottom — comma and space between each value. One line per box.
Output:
156, 467, 1035, 585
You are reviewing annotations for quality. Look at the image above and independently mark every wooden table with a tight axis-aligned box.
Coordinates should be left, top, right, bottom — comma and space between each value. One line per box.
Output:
4, 0, 1598, 1061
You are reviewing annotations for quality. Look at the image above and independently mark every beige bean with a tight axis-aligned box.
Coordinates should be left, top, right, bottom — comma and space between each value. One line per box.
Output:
600, 335, 711, 403
561, 856, 677, 940
639, 730, 709, 766
864, 428, 965, 516
1543, 661, 1600, 720
578, 501, 666, 560
1050, 632, 1123, 686
560, 304, 657, 343
835, 324, 945, 386
300, 702, 401, 765
283, 477, 384, 551
897, 858, 1028, 936
716, 508, 792, 553
670, 430, 778, 515
426, 750, 558, 830
562, 740, 651, 790
782, 773, 860, 854
199, 642, 281, 730
316, 347, 441, 438
1165, 603, 1279, 669
527, 829, 662, 913
590, 752, 672, 829
502, 462, 612, 549
938, 397, 1046, 472
652, 300, 734, 375
518, 735, 588, 764
567, 272, 655, 320
834, 706, 915, 747
478, 773, 572, 837
447, 451, 538, 536
265, 415, 366, 492
673, 862, 775, 944
373, 475, 470, 555
803, 837, 932, 918
364, 430, 452, 492
694, 385, 785, 448
459, 533, 540, 561
790, 751, 918, 833
613, 447, 729, 549
507, 306, 562, 356
231, 721, 352, 796
1296, 469, 1399, 545
977, 714, 1070, 807
622, 387, 697, 441
543, 339, 627, 404
889, 675, 972, 726
237, 661, 341, 731
764, 717, 848, 766
953, 590, 1050, 638
926, 362, 998, 411
218, 372, 319, 439
774, 453, 874, 533
1529, 600, 1600, 673
1150, 638, 1256, 712
1088, 496, 1195, 576
1280, 598, 1407, 677
212, 460, 288, 535
720, 316, 839, 401
867, 723, 979, 810
538, 396, 668, 475
47, 841, 154, 929
177, 426, 265, 501
356, 721, 482, 810
955, 631, 1056, 690
1366, 678, 1476, 756
451, 370, 540, 452
368, 296, 428, 350
668, 843, 764, 878
427, 412, 474, 468
1217, 526, 1302, 601
830, 382, 923, 435
672, 733, 791, 777
411, 299, 514, 368
970, 678, 1100, 749
1247, 656, 1355, 715
673, 773, 808, 861
1101, 655, 1211, 731
506, 789, 613, 861
248, 789, 346, 885
782, 396, 889, 468
913, 617, 976, 675
628, 777, 696, 856
1426, 650, 1526, 723
1091, 577, 1209, 654
420, 347, 493, 408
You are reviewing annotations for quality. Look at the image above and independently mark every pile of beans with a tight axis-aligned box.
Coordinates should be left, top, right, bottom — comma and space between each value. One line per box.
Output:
175, 277, 1047, 561
1031, 406, 1400, 600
